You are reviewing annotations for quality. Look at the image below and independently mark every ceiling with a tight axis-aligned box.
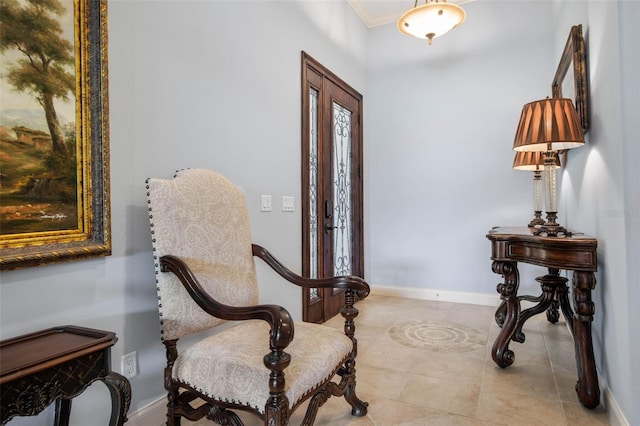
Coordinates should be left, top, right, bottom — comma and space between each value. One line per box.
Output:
346, 0, 472, 28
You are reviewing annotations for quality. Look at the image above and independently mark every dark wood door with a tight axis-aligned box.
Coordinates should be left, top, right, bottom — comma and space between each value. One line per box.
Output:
301, 52, 364, 323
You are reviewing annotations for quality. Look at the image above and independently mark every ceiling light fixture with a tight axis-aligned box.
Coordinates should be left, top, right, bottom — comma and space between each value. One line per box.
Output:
397, 0, 466, 45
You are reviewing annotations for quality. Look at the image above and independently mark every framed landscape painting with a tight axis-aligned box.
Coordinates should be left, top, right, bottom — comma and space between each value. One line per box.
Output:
0, 0, 111, 270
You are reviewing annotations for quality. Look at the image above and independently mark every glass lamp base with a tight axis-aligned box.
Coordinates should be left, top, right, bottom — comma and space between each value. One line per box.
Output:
533, 211, 572, 236
528, 211, 545, 227
534, 224, 572, 237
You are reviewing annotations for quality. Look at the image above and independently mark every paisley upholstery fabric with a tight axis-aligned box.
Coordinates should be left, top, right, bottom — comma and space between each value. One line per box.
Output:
147, 169, 259, 340
146, 168, 358, 417
173, 320, 353, 413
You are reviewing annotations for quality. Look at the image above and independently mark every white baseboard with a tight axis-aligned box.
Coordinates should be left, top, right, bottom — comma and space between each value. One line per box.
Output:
126, 397, 166, 426
127, 386, 630, 426
602, 378, 630, 426
371, 284, 500, 307
126, 290, 630, 426
372, 286, 629, 425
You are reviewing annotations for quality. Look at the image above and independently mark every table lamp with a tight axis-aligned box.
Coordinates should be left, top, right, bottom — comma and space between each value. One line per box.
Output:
513, 98, 584, 236
513, 151, 561, 227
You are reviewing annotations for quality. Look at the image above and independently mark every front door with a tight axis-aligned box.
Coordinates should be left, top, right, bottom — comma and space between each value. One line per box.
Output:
301, 52, 364, 323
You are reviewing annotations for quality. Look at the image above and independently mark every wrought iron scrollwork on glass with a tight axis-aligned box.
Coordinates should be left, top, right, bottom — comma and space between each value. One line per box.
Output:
309, 88, 319, 300
332, 102, 352, 276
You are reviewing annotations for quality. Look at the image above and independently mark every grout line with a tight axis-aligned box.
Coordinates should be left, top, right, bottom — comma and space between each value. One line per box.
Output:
131, 296, 616, 425
541, 318, 582, 425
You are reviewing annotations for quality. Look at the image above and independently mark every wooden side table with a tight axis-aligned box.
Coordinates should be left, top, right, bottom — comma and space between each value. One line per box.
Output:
486, 226, 600, 408
0, 326, 131, 425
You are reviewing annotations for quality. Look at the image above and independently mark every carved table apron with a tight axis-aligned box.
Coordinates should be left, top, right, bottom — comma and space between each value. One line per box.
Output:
486, 227, 599, 408
0, 326, 131, 425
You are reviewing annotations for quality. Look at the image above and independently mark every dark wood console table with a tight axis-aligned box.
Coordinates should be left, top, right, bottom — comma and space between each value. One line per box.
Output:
486, 227, 599, 408
0, 326, 131, 425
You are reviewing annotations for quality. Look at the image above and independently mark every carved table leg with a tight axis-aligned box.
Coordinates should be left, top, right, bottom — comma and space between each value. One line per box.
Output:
545, 269, 561, 324
496, 294, 542, 328
103, 372, 132, 425
546, 297, 560, 323
572, 271, 600, 408
491, 261, 519, 368
54, 399, 71, 426
494, 301, 507, 328
545, 270, 575, 326
513, 270, 568, 343
556, 280, 574, 330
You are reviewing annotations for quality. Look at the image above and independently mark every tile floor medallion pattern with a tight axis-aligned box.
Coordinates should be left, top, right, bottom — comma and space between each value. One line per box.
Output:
389, 319, 487, 353
128, 295, 613, 426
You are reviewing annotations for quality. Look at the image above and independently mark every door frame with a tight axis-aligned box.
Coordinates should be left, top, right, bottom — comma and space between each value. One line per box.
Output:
301, 51, 364, 323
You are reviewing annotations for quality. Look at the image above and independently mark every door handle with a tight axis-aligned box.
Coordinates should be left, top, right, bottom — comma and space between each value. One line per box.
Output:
324, 223, 337, 234
324, 200, 337, 233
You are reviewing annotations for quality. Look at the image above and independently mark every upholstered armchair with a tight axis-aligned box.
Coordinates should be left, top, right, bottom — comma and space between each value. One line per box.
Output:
145, 169, 370, 425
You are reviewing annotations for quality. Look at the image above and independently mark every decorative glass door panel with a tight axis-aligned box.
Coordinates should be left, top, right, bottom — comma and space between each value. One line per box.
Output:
302, 52, 363, 323
332, 102, 352, 278
308, 88, 319, 300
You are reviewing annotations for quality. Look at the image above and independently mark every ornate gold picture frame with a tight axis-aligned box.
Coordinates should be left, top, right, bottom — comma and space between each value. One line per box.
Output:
0, 0, 110, 270
552, 24, 589, 131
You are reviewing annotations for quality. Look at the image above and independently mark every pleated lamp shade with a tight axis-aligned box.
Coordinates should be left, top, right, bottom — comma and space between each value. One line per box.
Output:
512, 151, 561, 171
513, 98, 584, 152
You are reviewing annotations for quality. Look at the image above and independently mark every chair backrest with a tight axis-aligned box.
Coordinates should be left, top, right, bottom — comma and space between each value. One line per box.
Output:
146, 169, 259, 340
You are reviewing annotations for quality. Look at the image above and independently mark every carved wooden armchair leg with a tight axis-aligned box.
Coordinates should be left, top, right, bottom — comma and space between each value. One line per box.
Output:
164, 340, 182, 426
296, 289, 368, 426
206, 407, 243, 425
264, 348, 291, 426
147, 169, 372, 426
341, 289, 368, 416
343, 362, 368, 416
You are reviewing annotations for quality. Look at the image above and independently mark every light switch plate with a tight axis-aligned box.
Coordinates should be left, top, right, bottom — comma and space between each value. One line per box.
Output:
282, 196, 295, 212
261, 195, 272, 212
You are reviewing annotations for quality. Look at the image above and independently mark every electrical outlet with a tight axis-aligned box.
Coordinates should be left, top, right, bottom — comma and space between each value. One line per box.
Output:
121, 351, 137, 378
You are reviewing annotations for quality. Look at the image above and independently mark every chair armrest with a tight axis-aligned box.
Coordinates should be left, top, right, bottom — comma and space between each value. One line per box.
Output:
251, 244, 370, 299
159, 255, 293, 350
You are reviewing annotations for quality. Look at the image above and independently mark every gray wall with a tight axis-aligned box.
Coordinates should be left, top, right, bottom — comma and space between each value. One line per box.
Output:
0, 1, 368, 424
366, 1, 555, 298
0, 1, 637, 425
366, 1, 638, 424
552, 1, 639, 423
367, 1, 638, 423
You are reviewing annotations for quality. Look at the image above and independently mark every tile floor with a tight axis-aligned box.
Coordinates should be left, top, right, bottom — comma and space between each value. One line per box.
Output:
136, 295, 613, 425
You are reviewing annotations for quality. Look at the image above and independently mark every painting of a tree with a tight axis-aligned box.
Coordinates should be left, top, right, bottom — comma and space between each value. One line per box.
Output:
0, 0, 110, 270
1, 0, 75, 157
0, 0, 78, 234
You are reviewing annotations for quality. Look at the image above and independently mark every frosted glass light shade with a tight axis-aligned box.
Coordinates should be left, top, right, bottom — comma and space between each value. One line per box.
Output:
398, 0, 466, 45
